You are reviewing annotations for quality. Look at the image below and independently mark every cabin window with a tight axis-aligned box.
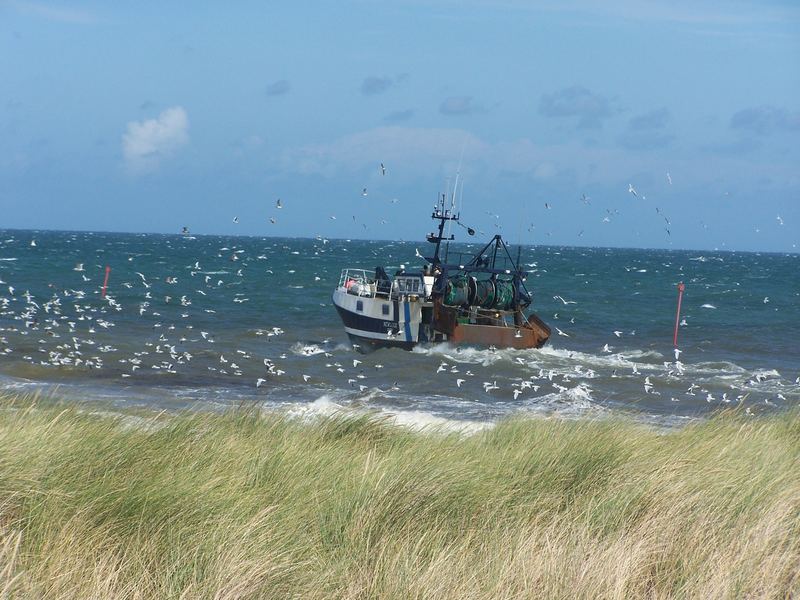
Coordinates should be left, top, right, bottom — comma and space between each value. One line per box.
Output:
382, 304, 390, 315
395, 276, 422, 294
356, 300, 363, 312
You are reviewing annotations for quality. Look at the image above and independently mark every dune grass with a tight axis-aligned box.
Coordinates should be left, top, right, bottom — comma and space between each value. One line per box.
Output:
0, 395, 798, 599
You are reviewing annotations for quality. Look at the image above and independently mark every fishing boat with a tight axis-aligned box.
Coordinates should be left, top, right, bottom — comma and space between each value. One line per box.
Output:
332, 192, 551, 353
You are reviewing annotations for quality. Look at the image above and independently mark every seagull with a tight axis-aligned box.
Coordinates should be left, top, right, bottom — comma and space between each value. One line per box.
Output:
628, 184, 638, 198
673, 348, 682, 361
73, 263, 85, 272
362, 188, 368, 197
666, 172, 672, 185
602, 344, 611, 353
513, 389, 522, 400
613, 330, 623, 337
256, 378, 266, 388
456, 378, 465, 388
233, 216, 239, 224
776, 215, 784, 226
581, 193, 590, 205
414, 248, 424, 259
380, 163, 386, 176
276, 198, 282, 209
544, 202, 551, 210
269, 217, 276, 224
302, 374, 311, 382
555, 327, 570, 337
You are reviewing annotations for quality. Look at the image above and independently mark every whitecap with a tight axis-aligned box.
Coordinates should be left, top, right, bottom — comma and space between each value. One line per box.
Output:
379, 409, 492, 435
290, 342, 327, 357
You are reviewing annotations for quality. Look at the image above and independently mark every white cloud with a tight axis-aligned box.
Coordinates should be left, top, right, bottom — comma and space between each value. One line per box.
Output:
122, 106, 189, 173
275, 124, 798, 211
533, 162, 557, 179
9, 1, 98, 24
280, 127, 586, 183
281, 126, 487, 177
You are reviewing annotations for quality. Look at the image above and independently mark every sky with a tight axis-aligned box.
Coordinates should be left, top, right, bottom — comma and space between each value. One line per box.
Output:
1, 0, 799, 252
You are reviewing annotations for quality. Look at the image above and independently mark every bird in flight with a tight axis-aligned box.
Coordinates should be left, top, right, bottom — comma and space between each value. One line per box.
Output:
276, 198, 282, 209
628, 184, 638, 198
380, 163, 386, 176
362, 188, 368, 197
233, 216, 239, 224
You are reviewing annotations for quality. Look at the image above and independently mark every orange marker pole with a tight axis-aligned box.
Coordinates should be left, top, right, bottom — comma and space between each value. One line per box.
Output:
101, 266, 111, 298
673, 282, 685, 347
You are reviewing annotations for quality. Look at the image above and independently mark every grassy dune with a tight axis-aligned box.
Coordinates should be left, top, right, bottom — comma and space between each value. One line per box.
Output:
0, 395, 798, 599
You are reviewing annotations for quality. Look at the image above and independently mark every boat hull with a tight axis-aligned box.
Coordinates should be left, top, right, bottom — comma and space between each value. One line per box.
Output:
345, 332, 416, 353
332, 289, 550, 353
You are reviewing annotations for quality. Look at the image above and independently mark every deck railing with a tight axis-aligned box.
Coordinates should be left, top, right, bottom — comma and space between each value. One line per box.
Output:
337, 269, 376, 297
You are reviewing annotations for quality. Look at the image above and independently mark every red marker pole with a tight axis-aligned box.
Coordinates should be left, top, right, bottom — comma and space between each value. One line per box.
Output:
101, 266, 111, 298
673, 282, 685, 347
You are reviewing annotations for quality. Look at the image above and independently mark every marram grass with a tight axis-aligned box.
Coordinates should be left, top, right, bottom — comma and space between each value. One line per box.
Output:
0, 395, 798, 599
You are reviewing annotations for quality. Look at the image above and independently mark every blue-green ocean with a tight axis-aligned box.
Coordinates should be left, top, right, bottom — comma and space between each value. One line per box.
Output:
1, 229, 797, 429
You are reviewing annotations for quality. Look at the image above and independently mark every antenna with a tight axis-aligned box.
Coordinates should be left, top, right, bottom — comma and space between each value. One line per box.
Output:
451, 171, 459, 210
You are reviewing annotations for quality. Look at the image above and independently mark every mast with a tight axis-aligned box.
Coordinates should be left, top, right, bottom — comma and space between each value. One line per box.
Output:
426, 192, 458, 266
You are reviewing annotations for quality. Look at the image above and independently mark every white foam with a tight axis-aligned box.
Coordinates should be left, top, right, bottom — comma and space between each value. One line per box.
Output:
752, 368, 781, 379
283, 394, 344, 421
380, 409, 492, 435
518, 383, 606, 419
290, 342, 326, 357
279, 392, 492, 435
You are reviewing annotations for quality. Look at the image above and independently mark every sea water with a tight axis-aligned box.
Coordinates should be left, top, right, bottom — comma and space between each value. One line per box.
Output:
0, 230, 797, 429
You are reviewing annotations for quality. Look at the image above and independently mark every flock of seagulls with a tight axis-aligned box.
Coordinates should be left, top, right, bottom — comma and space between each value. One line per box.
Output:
225, 163, 398, 233
0, 159, 796, 418
0, 233, 794, 418
520, 170, 791, 249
